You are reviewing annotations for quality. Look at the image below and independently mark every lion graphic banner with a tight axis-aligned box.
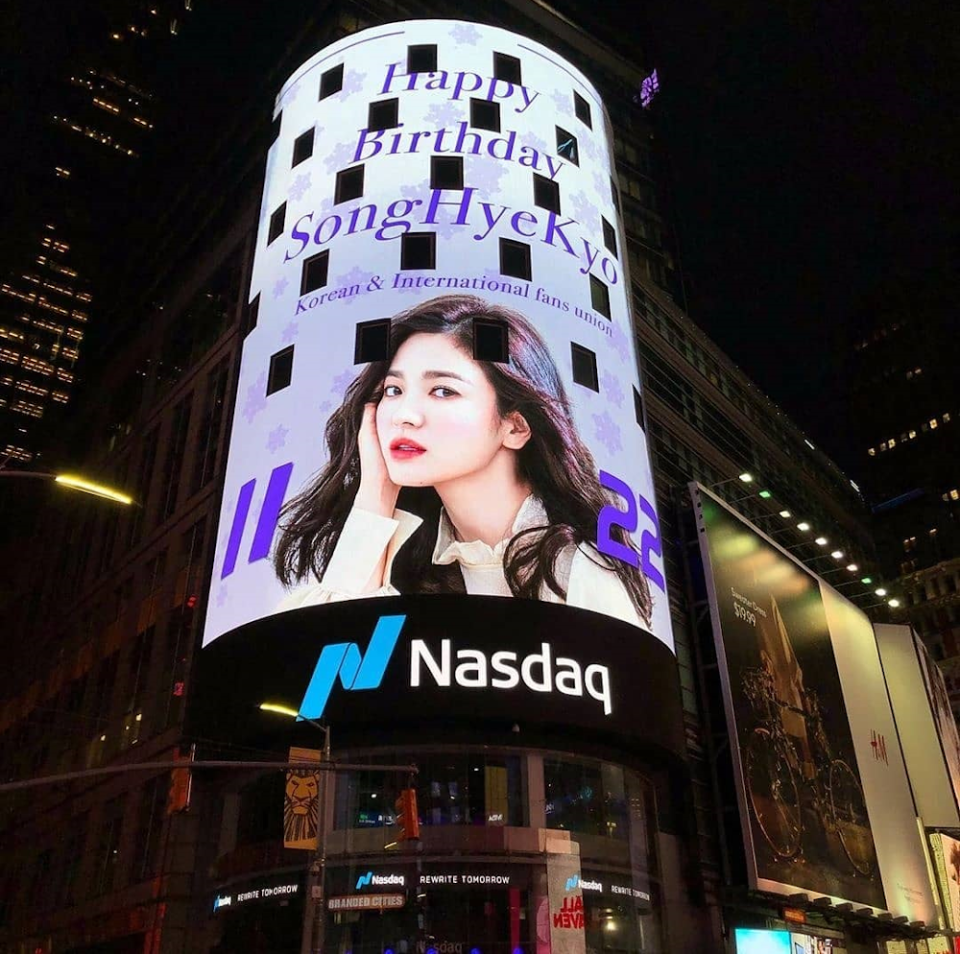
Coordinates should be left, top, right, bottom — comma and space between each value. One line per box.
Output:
284, 746, 321, 850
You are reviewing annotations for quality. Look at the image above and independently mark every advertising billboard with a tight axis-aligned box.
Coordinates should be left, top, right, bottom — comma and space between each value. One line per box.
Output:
876, 624, 960, 830
201, 20, 670, 658
692, 485, 937, 924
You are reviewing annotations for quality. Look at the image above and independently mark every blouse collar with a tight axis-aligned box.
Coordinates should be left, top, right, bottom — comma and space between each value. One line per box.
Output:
432, 495, 548, 567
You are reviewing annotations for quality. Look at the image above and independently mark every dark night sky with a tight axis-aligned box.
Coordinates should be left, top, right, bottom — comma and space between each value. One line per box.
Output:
1, 1, 957, 480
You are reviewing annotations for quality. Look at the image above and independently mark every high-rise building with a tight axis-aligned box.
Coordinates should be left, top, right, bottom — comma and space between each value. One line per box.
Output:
0, 1, 189, 465
0, 6, 934, 954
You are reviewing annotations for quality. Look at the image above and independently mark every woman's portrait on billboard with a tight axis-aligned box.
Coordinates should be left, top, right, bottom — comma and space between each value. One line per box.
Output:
273, 294, 652, 628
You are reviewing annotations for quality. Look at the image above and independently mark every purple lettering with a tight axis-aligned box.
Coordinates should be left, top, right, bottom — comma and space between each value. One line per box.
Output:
473, 202, 511, 241
423, 188, 474, 227
451, 71, 483, 101
375, 198, 421, 240
511, 210, 538, 237
601, 257, 619, 284
354, 127, 385, 162
542, 214, 577, 256
579, 240, 601, 275
284, 213, 313, 262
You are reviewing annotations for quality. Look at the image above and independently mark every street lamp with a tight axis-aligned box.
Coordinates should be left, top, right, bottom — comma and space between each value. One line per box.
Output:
0, 467, 133, 505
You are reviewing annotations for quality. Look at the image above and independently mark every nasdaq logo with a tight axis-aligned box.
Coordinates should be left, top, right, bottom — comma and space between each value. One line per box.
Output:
356, 871, 405, 890
299, 615, 406, 720
356, 871, 373, 890
565, 875, 580, 891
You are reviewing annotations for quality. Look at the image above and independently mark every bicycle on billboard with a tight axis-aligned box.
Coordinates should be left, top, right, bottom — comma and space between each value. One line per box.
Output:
741, 662, 876, 877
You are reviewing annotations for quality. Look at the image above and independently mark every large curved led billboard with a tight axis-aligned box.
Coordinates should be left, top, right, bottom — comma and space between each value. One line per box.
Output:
202, 21, 671, 659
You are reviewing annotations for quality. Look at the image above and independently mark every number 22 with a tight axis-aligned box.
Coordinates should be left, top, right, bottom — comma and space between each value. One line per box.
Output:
597, 471, 666, 593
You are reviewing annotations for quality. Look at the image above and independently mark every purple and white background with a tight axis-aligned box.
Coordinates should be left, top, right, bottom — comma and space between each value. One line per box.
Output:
202, 20, 671, 650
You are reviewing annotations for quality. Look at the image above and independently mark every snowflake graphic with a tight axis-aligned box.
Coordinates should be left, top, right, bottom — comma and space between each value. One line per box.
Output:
267, 424, 289, 453
550, 89, 574, 117
450, 23, 482, 45
340, 69, 366, 99
288, 172, 312, 202
433, 217, 462, 241
216, 584, 229, 608
331, 368, 356, 393
323, 139, 358, 174
571, 190, 599, 231
426, 100, 462, 127
281, 322, 299, 343
579, 134, 600, 162
334, 265, 378, 306
601, 370, 624, 407
593, 410, 622, 455
524, 132, 552, 158
242, 372, 268, 423
592, 168, 612, 203
609, 321, 631, 363
272, 276, 289, 299
401, 180, 430, 202
465, 156, 507, 193
318, 399, 333, 415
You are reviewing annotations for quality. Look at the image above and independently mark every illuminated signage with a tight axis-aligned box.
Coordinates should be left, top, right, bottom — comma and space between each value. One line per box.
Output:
329, 894, 404, 911
356, 871, 406, 889
212, 879, 299, 913
299, 614, 613, 721
202, 19, 672, 657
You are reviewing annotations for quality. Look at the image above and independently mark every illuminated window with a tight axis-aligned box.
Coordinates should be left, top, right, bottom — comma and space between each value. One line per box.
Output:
493, 53, 521, 85
399, 232, 436, 270
571, 343, 599, 392
908, 430, 916, 439
266, 346, 294, 395
944, 412, 952, 423
904, 537, 916, 552
930, 418, 938, 429
354, 319, 390, 363
533, 174, 561, 214
573, 91, 592, 128
292, 128, 314, 167
300, 250, 330, 295
499, 238, 531, 281
469, 98, 500, 133
334, 165, 364, 204
555, 126, 578, 166
407, 44, 437, 73
888, 437, 896, 448
319, 64, 344, 100
473, 319, 509, 363
430, 156, 463, 190
589, 275, 611, 319
368, 98, 399, 132
952, 490, 959, 501
267, 202, 286, 245
868, 447, 876, 456
602, 217, 617, 258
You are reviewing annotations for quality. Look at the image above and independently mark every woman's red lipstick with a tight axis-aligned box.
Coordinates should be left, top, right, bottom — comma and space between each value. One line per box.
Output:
389, 437, 426, 460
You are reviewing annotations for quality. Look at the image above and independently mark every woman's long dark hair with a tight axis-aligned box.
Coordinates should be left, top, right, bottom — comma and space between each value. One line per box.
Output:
274, 294, 653, 627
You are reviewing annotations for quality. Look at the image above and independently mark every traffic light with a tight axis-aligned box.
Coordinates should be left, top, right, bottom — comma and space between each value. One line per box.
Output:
394, 788, 420, 842
166, 746, 194, 815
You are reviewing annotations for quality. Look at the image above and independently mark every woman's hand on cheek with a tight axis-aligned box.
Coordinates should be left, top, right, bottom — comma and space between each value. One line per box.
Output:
355, 402, 400, 517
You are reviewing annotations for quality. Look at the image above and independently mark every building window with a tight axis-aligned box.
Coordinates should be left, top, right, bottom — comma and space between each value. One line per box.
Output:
573, 91, 592, 128
292, 128, 314, 167
493, 52, 521, 84
602, 216, 618, 257
611, 175, 620, 216
93, 795, 126, 896
335, 165, 364, 204
368, 98, 399, 131
533, 174, 561, 214
407, 44, 437, 73
300, 249, 330, 295
242, 293, 260, 338
267, 202, 286, 244
474, 319, 509, 363
400, 232, 436, 270
556, 126, 578, 165
633, 386, 646, 426
470, 98, 500, 132
354, 319, 391, 363
267, 346, 294, 395
159, 394, 192, 522
430, 155, 463, 190
499, 238, 532, 281
319, 64, 344, 100
571, 343, 599, 392
904, 536, 917, 552
589, 275, 611, 319
270, 111, 281, 144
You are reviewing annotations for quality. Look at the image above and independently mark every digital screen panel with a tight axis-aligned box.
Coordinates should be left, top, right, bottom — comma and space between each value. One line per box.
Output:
734, 929, 791, 954
202, 21, 670, 652
693, 485, 938, 924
